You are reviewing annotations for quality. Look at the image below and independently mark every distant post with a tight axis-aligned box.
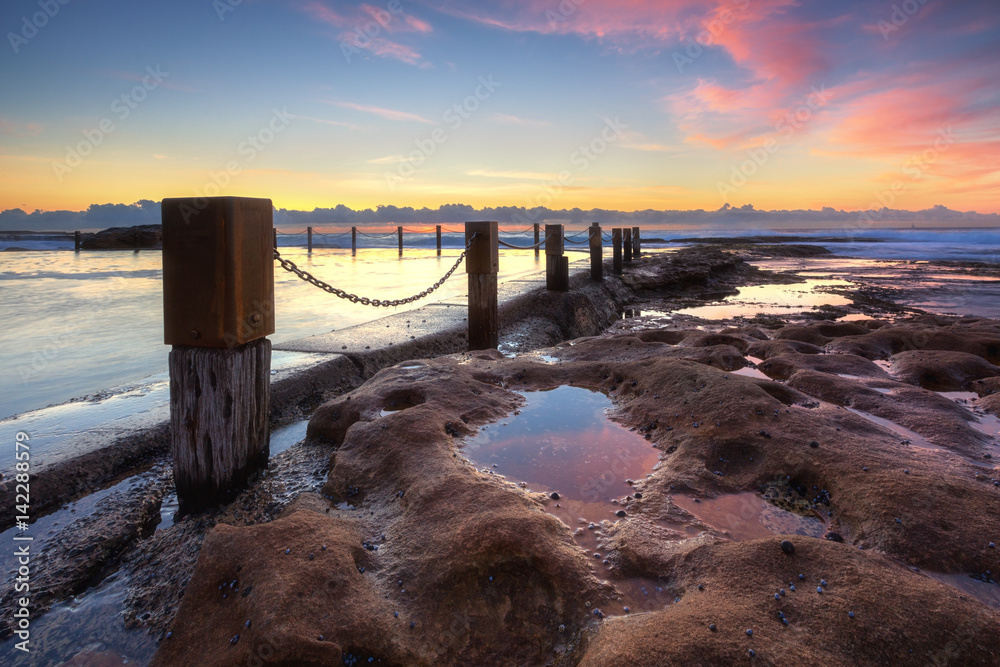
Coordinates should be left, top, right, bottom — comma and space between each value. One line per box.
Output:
533, 223, 540, 258
545, 223, 568, 291
466, 221, 499, 350
351, 227, 357, 256
161, 196, 274, 514
436, 225, 442, 256
397, 226, 403, 256
632, 226, 640, 258
74, 230, 81, 252
612, 228, 622, 275
589, 222, 603, 281
623, 228, 632, 262
307, 226, 313, 254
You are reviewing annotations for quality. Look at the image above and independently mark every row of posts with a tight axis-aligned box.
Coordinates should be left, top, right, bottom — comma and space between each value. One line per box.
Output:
70, 223, 642, 259
297, 224, 640, 264
161, 197, 643, 514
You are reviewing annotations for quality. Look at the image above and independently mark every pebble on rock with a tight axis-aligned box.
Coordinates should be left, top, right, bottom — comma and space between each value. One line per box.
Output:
709, 624, 717, 632
780, 540, 795, 554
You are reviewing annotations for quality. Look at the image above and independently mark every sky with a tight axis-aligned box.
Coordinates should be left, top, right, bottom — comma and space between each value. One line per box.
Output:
1, 0, 998, 218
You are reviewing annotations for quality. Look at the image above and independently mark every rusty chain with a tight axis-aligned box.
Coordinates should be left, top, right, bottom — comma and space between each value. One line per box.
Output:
273, 236, 474, 307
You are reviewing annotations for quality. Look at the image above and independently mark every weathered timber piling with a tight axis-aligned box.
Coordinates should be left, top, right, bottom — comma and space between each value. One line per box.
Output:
589, 222, 603, 281
162, 196, 274, 514
632, 226, 640, 258
545, 223, 569, 291
466, 221, 499, 350
534, 223, 540, 258
436, 225, 442, 256
74, 230, 81, 251
307, 226, 313, 253
612, 228, 623, 275
351, 227, 357, 255
397, 226, 403, 256
623, 227, 633, 262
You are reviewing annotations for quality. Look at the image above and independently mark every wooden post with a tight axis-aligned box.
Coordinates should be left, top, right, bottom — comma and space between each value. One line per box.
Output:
74, 230, 81, 251
632, 226, 640, 258
436, 225, 442, 256
466, 221, 499, 350
161, 196, 274, 514
351, 227, 357, 256
307, 226, 313, 254
534, 223, 540, 258
545, 224, 568, 292
623, 228, 633, 262
589, 222, 603, 281
397, 226, 403, 256
612, 228, 622, 275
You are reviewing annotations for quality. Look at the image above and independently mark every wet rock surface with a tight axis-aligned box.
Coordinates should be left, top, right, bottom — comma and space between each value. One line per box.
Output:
0, 467, 168, 640
160, 311, 1000, 665
80, 225, 162, 250
11, 247, 1000, 665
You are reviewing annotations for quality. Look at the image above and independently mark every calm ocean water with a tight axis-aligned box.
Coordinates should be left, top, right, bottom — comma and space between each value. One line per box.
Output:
1, 225, 998, 422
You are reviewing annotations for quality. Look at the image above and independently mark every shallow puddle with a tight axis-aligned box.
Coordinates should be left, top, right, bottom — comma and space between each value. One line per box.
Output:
270, 419, 310, 455
873, 360, 893, 374
937, 392, 1000, 452
731, 356, 770, 379
462, 386, 658, 515
676, 280, 851, 320
924, 572, 1000, 610
845, 408, 948, 453
0, 571, 157, 665
461, 386, 667, 613
670, 492, 827, 541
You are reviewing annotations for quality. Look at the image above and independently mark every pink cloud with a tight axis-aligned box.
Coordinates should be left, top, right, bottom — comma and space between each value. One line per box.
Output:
431, 0, 840, 148
300, 1, 432, 65
326, 101, 433, 124
301, 1, 347, 26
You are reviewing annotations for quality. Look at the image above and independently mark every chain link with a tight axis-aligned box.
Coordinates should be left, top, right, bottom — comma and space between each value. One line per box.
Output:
273, 238, 473, 307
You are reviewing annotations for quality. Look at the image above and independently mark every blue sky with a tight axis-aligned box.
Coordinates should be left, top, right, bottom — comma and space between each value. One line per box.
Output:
1, 0, 998, 216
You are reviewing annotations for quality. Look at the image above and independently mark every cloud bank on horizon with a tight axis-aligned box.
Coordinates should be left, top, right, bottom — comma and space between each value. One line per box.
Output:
1, 199, 997, 232
0, 0, 997, 214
